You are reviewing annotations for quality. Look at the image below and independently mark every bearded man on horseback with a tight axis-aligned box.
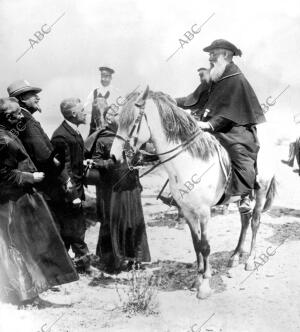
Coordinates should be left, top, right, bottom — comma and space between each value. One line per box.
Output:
198, 39, 266, 213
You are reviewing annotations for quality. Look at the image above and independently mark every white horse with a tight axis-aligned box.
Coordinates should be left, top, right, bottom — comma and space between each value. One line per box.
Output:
111, 88, 276, 299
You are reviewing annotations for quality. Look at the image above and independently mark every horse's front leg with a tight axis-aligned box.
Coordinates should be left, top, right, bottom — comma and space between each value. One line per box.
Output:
185, 209, 212, 299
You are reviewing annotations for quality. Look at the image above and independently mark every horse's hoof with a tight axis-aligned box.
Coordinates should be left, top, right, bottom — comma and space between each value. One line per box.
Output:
245, 261, 255, 271
203, 270, 212, 279
228, 256, 239, 268
196, 288, 212, 299
196, 279, 212, 299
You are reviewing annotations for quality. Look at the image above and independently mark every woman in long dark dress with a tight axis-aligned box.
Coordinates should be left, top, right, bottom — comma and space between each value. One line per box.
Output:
89, 107, 151, 272
109, 162, 151, 270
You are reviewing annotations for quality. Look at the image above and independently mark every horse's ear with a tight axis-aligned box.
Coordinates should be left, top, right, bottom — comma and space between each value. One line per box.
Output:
141, 85, 149, 101
135, 85, 149, 107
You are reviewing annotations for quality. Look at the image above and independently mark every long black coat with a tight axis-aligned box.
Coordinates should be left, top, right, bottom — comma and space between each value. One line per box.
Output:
18, 108, 67, 198
19, 108, 54, 170
51, 121, 85, 201
0, 126, 78, 303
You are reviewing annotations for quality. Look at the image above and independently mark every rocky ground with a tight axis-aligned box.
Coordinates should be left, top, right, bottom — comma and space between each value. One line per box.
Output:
0, 144, 300, 332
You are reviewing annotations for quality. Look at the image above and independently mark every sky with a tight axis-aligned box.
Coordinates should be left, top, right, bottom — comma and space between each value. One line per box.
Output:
0, 0, 299, 139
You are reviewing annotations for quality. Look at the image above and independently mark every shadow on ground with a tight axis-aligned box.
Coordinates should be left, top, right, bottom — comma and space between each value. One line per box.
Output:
265, 221, 300, 244
87, 250, 248, 294
267, 205, 300, 218
147, 250, 249, 294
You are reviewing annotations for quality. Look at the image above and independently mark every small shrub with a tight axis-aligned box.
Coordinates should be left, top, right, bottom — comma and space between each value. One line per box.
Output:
115, 264, 160, 316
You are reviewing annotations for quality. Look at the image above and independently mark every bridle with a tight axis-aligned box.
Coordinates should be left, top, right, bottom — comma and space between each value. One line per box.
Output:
115, 90, 203, 177
114, 98, 150, 171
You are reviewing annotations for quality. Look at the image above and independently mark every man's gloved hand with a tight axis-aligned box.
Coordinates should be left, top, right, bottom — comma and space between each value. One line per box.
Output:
33, 172, 45, 183
84, 159, 96, 168
197, 121, 212, 131
72, 198, 82, 207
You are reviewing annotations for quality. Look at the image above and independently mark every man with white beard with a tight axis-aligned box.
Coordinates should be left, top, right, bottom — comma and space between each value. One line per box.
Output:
198, 39, 266, 213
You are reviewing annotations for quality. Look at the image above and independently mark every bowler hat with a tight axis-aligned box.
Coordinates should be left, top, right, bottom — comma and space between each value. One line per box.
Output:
7, 79, 42, 97
98, 66, 115, 74
203, 39, 242, 56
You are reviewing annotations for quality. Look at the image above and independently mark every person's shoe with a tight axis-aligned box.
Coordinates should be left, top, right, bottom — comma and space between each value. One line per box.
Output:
19, 296, 72, 309
73, 254, 92, 274
126, 261, 146, 271
238, 196, 252, 214
281, 159, 294, 167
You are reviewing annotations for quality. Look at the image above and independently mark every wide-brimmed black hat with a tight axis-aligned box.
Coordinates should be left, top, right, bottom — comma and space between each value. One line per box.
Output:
203, 39, 242, 56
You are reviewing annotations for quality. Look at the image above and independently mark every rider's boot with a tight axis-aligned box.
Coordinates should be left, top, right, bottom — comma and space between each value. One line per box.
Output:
238, 194, 252, 214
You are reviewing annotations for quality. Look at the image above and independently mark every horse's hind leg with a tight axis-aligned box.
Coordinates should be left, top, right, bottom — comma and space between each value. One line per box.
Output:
228, 212, 251, 267
245, 189, 265, 271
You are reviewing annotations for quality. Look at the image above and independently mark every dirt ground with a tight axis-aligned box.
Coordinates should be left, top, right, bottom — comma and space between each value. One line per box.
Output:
1, 144, 300, 332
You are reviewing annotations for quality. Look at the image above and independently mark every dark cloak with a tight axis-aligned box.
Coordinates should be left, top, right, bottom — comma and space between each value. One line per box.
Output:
205, 62, 266, 125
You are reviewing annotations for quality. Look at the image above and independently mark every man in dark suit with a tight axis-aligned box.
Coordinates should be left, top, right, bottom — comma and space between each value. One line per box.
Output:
6, 80, 70, 199
176, 68, 210, 120
51, 98, 90, 273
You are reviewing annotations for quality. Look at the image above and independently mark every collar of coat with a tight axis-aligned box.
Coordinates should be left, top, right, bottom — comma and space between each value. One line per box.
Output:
216, 62, 241, 83
62, 120, 82, 137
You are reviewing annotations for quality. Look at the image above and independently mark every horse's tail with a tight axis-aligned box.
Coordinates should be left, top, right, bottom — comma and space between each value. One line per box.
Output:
262, 175, 277, 212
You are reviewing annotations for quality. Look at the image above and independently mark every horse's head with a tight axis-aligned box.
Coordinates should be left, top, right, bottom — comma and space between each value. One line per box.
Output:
93, 97, 108, 108
110, 86, 151, 169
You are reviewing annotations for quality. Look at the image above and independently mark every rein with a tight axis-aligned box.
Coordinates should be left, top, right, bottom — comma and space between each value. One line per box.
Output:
116, 96, 203, 177
139, 129, 202, 178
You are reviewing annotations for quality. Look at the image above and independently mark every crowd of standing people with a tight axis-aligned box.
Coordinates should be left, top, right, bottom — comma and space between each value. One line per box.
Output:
0, 66, 150, 308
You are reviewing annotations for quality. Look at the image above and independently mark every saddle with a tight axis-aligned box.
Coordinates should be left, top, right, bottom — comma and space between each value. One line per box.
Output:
214, 143, 234, 205
157, 143, 234, 208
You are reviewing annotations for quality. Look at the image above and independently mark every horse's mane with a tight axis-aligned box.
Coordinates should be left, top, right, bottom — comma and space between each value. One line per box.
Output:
119, 90, 221, 160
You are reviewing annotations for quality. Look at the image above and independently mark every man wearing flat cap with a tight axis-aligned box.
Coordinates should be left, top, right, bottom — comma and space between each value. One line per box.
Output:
198, 39, 266, 213
7, 80, 74, 229
176, 67, 210, 120
85, 66, 121, 136
7, 80, 60, 173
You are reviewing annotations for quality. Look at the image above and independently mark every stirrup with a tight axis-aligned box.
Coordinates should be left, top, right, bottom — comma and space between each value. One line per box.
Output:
157, 195, 179, 207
